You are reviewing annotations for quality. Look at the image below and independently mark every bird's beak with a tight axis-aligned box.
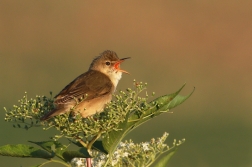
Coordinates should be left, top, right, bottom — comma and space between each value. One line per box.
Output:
114, 57, 130, 74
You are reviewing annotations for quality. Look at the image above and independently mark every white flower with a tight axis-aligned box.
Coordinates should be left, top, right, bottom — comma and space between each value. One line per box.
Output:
76, 159, 83, 167
122, 152, 129, 157
113, 150, 121, 159
142, 142, 150, 151
95, 160, 105, 167
71, 158, 85, 167
163, 132, 168, 137
111, 159, 118, 166
119, 142, 126, 147
99, 154, 106, 160
125, 142, 134, 149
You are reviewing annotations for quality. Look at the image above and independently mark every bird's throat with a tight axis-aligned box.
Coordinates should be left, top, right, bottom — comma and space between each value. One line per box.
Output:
109, 71, 122, 90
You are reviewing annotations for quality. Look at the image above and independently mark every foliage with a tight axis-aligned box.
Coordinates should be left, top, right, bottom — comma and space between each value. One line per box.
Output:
1, 80, 194, 166
71, 132, 184, 167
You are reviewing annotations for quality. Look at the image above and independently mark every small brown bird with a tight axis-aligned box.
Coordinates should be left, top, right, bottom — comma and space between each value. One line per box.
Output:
40, 50, 130, 121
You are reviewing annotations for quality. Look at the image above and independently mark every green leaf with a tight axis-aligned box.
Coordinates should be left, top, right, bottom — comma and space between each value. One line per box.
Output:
130, 83, 194, 130
92, 140, 108, 154
69, 140, 83, 147
0, 144, 52, 159
62, 148, 91, 162
102, 118, 134, 154
102, 84, 194, 155
29, 140, 66, 161
153, 150, 176, 167
70, 140, 108, 155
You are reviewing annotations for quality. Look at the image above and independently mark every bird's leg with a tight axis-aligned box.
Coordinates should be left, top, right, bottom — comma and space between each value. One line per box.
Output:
75, 137, 93, 167
75, 136, 92, 167
86, 158, 92, 167
84, 130, 102, 167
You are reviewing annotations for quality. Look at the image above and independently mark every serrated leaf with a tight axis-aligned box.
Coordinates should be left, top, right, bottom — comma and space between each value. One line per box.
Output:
0, 144, 52, 159
62, 148, 91, 162
29, 140, 65, 161
153, 150, 176, 167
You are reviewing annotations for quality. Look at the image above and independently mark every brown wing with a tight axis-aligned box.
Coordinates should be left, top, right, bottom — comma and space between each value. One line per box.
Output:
54, 70, 113, 104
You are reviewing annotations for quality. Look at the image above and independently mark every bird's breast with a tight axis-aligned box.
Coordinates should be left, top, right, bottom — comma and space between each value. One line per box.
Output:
74, 93, 113, 117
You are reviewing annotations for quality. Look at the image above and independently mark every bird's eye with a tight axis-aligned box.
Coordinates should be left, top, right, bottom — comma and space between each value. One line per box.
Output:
105, 61, 111, 66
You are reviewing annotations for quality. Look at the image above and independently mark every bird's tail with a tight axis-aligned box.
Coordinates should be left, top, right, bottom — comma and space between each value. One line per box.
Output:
40, 108, 64, 121
40, 110, 55, 121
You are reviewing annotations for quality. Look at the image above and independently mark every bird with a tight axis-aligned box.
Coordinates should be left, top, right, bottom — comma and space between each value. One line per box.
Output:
40, 50, 130, 121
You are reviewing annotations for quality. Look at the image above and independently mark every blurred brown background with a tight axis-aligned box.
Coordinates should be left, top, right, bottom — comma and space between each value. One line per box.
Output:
0, 1, 251, 167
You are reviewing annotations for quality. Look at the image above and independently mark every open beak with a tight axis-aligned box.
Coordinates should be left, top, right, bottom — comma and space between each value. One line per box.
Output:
114, 57, 130, 74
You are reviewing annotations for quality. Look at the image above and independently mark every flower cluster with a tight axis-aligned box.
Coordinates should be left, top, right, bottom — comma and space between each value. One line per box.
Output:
3, 80, 191, 167
4, 92, 54, 130
4, 81, 152, 142
71, 132, 185, 167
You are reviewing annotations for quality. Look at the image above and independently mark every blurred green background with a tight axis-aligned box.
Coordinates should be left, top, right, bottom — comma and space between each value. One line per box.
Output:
0, 1, 251, 167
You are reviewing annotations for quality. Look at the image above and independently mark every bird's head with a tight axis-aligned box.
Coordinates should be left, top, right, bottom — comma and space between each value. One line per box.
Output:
90, 50, 130, 87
